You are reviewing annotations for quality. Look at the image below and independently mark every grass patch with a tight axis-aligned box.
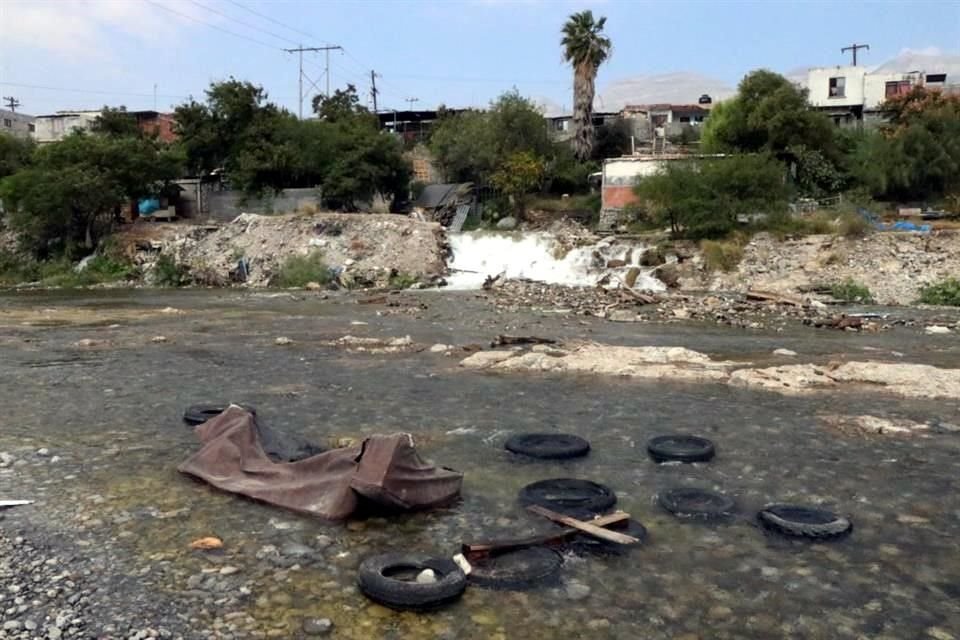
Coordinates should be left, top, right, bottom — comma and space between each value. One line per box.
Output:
271, 251, 331, 288
0, 250, 137, 287
756, 212, 834, 240
701, 239, 744, 272
830, 278, 874, 303
528, 194, 600, 213
388, 271, 419, 289
153, 254, 190, 287
918, 278, 960, 306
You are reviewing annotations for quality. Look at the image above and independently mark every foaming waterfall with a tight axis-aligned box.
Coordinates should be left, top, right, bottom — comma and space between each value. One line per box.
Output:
445, 231, 666, 291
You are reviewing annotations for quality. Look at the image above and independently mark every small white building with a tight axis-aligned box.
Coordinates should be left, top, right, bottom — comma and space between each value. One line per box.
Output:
806, 65, 949, 126
33, 110, 102, 144
0, 109, 36, 139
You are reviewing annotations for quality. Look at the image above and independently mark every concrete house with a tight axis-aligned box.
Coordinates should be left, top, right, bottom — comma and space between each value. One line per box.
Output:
806, 65, 951, 126
0, 109, 36, 139
33, 110, 101, 143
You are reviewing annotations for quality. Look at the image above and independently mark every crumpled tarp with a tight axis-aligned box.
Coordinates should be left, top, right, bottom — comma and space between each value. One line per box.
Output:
178, 406, 463, 520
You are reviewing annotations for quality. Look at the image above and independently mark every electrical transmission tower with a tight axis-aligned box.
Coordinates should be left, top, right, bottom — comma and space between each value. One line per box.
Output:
283, 44, 343, 118
405, 97, 419, 110
3, 96, 21, 112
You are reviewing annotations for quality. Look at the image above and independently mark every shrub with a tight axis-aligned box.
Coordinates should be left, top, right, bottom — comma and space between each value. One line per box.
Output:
830, 279, 874, 303
153, 254, 190, 287
388, 272, 419, 289
836, 212, 870, 238
701, 239, 744, 272
918, 278, 960, 306
272, 251, 331, 288
758, 212, 833, 240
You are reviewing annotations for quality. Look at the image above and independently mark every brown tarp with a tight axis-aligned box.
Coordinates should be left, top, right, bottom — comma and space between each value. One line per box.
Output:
178, 406, 463, 520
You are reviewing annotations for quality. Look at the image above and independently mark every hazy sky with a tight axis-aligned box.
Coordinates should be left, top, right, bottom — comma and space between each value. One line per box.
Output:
1, 0, 957, 116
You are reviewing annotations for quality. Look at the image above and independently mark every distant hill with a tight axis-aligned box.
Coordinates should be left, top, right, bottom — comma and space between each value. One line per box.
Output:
871, 49, 960, 79
599, 72, 735, 111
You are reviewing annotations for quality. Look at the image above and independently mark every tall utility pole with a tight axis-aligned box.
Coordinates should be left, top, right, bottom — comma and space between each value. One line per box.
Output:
405, 97, 419, 110
841, 43, 870, 66
3, 96, 20, 112
370, 70, 380, 112
283, 44, 342, 119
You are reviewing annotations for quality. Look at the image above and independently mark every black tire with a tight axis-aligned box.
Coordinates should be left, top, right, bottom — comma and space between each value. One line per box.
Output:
569, 519, 648, 556
658, 488, 736, 520
647, 434, 716, 463
505, 433, 590, 460
518, 478, 616, 518
469, 547, 563, 591
357, 553, 466, 611
757, 504, 853, 540
183, 404, 255, 426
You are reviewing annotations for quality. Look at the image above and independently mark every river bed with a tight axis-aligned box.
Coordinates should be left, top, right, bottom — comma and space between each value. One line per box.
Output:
1, 289, 959, 639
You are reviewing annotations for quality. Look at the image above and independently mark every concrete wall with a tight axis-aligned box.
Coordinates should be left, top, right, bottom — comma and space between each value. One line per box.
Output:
0, 109, 35, 139
173, 185, 323, 222
34, 112, 100, 143
807, 66, 867, 108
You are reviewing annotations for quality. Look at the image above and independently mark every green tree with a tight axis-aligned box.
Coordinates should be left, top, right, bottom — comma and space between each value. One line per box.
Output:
0, 133, 34, 179
312, 84, 373, 124
592, 117, 632, 160
635, 154, 788, 238
701, 70, 838, 196
92, 106, 141, 138
490, 151, 545, 219
561, 10, 612, 161
0, 132, 181, 257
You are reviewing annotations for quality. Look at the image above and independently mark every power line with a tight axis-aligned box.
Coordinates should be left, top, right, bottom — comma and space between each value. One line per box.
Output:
285, 45, 342, 118
142, 0, 281, 51
223, 0, 326, 44
182, 0, 304, 47
0, 81, 190, 100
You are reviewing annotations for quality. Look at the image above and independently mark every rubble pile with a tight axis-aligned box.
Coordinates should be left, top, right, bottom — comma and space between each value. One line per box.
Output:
133, 213, 448, 288
698, 231, 960, 305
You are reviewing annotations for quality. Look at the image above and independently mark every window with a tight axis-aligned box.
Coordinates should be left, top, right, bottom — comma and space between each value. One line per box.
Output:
828, 77, 845, 98
885, 80, 912, 98
926, 73, 947, 83
28, 123, 35, 132
679, 116, 690, 123
2, 119, 11, 128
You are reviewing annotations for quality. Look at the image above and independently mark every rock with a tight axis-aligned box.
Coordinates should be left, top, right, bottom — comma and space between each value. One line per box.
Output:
639, 247, 666, 266
928, 628, 956, 640
159, 307, 183, 314
313, 535, 334, 550
3, 620, 22, 632
302, 618, 334, 636
429, 343, 451, 353
810, 300, 828, 309
607, 309, 639, 323
279, 541, 315, 558
219, 566, 240, 575
151, 336, 168, 343
623, 267, 642, 289
586, 619, 611, 630
416, 569, 437, 584
274, 336, 293, 345
925, 325, 951, 334
564, 580, 591, 601
304, 281, 323, 291
605, 259, 627, 268
496, 216, 518, 230
0, 452, 13, 466
36, 447, 50, 457
773, 348, 798, 356
657, 264, 680, 288
189, 537, 223, 551
672, 308, 690, 319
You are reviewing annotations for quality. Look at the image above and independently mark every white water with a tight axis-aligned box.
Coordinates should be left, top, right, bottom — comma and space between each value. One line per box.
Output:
445, 231, 667, 291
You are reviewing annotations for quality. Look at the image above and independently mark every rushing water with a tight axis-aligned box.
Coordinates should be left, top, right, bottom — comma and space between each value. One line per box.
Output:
445, 231, 666, 292
1, 289, 959, 639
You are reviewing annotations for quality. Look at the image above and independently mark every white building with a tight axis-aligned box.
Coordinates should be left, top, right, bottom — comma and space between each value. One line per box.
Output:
806, 65, 950, 126
0, 109, 35, 139
32, 110, 101, 144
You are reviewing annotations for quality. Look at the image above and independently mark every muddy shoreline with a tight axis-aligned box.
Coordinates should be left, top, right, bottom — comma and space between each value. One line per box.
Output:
2, 289, 959, 639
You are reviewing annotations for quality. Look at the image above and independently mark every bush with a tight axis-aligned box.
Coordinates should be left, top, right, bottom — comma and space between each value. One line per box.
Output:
836, 212, 871, 238
388, 272, 419, 289
272, 251, 331, 288
757, 212, 833, 239
701, 239, 744, 272
830, 279, 874, 303
153, 254, 190, 287
918, 278, 960, 306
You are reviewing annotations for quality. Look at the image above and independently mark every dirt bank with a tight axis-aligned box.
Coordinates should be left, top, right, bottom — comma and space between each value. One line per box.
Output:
689, 231, 960, 305
127, 213, 448, 287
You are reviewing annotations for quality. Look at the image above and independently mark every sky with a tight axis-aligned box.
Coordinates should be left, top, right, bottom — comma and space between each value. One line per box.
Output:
0, 0, 957, 117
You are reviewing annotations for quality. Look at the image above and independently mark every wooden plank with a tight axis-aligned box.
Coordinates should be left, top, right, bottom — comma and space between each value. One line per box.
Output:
526, 505, 640, 544
463, 511, 629, 556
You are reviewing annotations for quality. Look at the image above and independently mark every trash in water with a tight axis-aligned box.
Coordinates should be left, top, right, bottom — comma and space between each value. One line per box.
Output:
0, 500, 34, 509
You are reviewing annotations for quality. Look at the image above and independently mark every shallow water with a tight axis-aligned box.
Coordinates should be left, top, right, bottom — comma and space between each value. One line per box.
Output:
1, 289, 959, 639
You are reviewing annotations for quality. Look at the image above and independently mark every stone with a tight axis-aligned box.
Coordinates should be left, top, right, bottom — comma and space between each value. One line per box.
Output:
928, 628, 956, 640
429, 344, 451, 353
925, 325, 951, 335
564, 580, 591, 601
416, 569, 437, 584
302, 618, 333, 636
496, 216, 518, 230
304, 281, 323, 291
623, 266, 642, 289
0, 452, 13, 466
151, 336, 168, 343
605, 259, 627, 268
274, 336, 293, 345
313, 535, 334, 550
773, 348, 798, 356
280, 541, 315, 558
219, 566, 239, 576
672, 308, 690, 319
189, 537, 223, 551
37, 448, 50, 456
657, 264, 681, 288
3, 620, 22, 631
708, 606, 733, 619
586, 619, 611, 630
607, 309, 639, 323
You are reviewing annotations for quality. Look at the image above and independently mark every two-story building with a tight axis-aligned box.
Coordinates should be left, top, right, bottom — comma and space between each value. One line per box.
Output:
806, 65, 950, 127
0, 109, 36, 139
33, 109, 178, 143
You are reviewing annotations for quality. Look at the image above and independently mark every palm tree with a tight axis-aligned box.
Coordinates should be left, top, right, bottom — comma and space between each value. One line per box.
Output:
562, 10, 612, 161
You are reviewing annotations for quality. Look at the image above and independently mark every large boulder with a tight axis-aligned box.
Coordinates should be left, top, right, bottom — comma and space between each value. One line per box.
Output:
496, 216, 518, 231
